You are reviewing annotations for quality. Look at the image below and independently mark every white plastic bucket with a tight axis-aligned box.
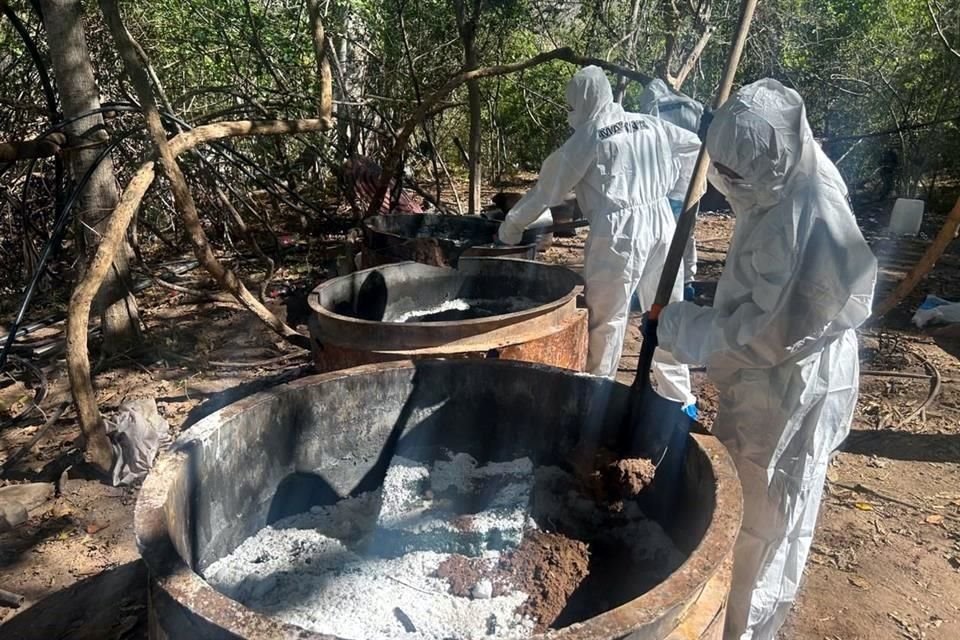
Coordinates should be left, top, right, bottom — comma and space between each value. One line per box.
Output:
888, 198, 924, 236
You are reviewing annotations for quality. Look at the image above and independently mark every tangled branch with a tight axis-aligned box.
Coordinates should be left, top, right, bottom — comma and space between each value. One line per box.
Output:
59, 0, 336, 473
368, 48, 653, 217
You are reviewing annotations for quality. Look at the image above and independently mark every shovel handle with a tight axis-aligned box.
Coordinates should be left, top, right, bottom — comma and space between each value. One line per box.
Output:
636, 0, 758, 394
650, 0, 760, 312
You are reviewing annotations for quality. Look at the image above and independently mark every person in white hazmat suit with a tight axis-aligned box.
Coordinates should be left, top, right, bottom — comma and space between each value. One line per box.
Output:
637, 78, 704, 291
498, 66, 702, 408
657, 79, 878, 640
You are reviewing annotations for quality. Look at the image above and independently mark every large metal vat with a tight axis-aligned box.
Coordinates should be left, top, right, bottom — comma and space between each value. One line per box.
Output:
308, 258, 588, 372
136, 359, 742, 639
363, 213, 537, 265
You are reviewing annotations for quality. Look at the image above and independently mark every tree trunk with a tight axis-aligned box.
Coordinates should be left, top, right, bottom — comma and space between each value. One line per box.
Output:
456, 0, 483, 215
657, 0, 714, 90
305, 0, 334, 127
656, 0, 680, 84
671, 26, 715, 90
466, 79, 482, 215
613, 0, 644, 103
39, 0, 140, 352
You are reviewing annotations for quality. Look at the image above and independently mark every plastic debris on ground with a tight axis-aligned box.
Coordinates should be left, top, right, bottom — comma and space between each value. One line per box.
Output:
912, 295, 960, 328
104, 397, 168, 486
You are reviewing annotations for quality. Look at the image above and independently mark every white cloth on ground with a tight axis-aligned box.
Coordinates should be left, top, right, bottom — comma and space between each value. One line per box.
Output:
105, 397, 167, 486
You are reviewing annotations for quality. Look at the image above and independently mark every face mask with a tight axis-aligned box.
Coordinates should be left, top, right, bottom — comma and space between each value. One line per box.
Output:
708, 164, 782, 211
707, 164, 744, 197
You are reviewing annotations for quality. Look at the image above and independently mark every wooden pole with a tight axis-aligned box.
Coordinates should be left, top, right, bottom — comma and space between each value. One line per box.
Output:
650, 0, 760, 317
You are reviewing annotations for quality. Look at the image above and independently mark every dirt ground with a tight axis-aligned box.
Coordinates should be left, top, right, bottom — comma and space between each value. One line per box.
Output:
2, 201, 960, 639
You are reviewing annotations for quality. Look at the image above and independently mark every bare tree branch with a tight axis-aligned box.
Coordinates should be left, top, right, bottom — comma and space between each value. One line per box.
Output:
0, 132, 66, 162
100, 0, 312, 346
66, 164, 156, 473
928, 0, 960, 59
62, 0, 332, 471
673, 24, 715, 89
306, 0, 334, 124
368, 48, 653, 217
396, 0, 445, 205
65, 114, 332, 473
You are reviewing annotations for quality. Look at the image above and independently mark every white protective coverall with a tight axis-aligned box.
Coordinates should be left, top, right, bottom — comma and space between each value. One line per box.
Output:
499, 66, 701, 405
657, 79, 878, 640
637, 78, 704, 284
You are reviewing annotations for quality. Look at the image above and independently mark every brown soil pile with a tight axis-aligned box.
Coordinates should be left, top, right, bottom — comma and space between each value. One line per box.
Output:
434, 530, 590, 631
498, 530, 590, 630
572, 446, 658, 510
435, 554, 489, 598
602, 457, 656, 499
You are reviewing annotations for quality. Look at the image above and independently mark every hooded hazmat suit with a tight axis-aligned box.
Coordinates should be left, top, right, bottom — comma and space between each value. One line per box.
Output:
637, 78, 704, 285
499, 66, 701, 406
657, 79, 878, 640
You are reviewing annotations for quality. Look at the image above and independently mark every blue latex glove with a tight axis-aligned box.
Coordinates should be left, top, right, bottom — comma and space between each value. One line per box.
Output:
668, 198, 684, 219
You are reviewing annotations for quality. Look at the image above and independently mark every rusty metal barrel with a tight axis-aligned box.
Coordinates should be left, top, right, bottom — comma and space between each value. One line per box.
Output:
136, 359, 742, 640
307, 257, 589, 372
363, 213, 537, 265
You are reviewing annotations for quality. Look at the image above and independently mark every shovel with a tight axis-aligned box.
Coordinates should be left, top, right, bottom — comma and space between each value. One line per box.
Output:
618, 0, 760, 457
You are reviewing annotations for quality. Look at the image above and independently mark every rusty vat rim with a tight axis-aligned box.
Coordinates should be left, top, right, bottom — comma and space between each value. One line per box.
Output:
307, 258, 584, 351
135, 360, 743, 640
363, 213, 539, 259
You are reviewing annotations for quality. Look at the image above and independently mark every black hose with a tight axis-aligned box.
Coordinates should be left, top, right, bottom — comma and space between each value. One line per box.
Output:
1, 0, 66, 221
0, 0, 59, 121
0, 129, 140, 371
15, 107, 135, 253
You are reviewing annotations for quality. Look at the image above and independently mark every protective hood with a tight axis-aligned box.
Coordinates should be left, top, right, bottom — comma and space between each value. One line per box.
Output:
638, 78, 675, 112
565, 66, 614, 129
663, 76, 877, 371
706, 79, 808, 210
637, 79, 704, 135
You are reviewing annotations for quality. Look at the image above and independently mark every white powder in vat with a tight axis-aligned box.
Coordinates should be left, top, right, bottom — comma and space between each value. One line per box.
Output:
201, 460, 686, 640
202, 459, 537, 640
392, 299, 471, 323
204, 528, 532, 640
389, 296, 540, 323
374, 454, 534, 557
